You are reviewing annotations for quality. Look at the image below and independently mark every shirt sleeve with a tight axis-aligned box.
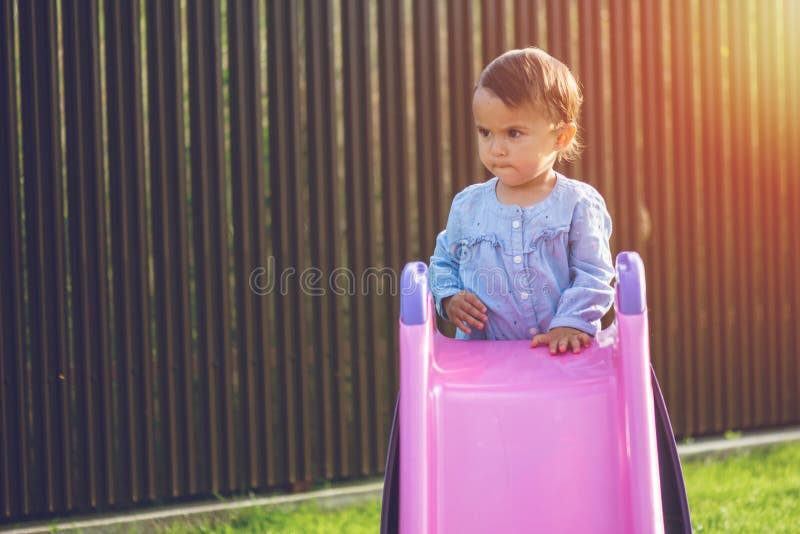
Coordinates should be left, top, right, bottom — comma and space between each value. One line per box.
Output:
549, 192, 616, 336
429, 199, 463, 321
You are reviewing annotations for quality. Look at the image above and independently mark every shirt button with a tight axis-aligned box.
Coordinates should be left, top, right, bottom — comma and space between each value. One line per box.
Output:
529, 328, 538, 336
512, 220, 521, 228
514, 255, 522, 264
520, 292, 529, 300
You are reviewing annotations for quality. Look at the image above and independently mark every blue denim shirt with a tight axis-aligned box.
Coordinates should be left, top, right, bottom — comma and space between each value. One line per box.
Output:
429, 173, 615, 340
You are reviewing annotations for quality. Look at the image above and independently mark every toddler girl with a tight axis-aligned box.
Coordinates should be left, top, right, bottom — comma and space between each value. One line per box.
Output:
429, 47, 615, 355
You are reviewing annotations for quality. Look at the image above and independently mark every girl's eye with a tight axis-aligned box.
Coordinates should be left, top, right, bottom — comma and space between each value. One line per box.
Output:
508, 129, 521, 139
477, 128, 490, 138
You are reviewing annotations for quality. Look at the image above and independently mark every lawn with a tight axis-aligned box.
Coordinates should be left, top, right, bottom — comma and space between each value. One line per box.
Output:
681, 442, 800, 532
159, 500, 381, 534
159, 442, 800, 533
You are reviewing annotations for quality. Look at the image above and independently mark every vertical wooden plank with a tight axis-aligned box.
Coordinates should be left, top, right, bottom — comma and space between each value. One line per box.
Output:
303, 0, 329, 480
546, 0, 574, 179
773, 1, 793, 425
341, 0, 377, 476
255, 0, 279, 488
698, 0, 726, 433
784, 0, 800, 424
266, 0, 312, 485
514, 0, 541, 48
146, 0, 195, 497
228, 0, 258, 490
644, 2, 682, 432
447, 0, 477, 196
480, 0, 506, 64
666, 0, 697, 435
639, 0, 674, 420
608, 0, 636, 252
146, 0, 175, 497
378, 0, 409, 435
178, 0, 199, 497
187, 0, 237, 493
578, 0, 613, 204
727, 0, 754, 429
266, 0, 297, 487
742, 0, 765, 429
62, 0, 115, 510
577, 0, 603, 191
545, 0, 569, 62
368, 0, 390, 475
369, 0, 386, 473
412, 0, 444, 270
105, 0, 156, 503
60, 0, 92, 511
755, 0, 780, 426
678, 0, 709, 436
718, 0, 740, 431
18, 0, 72, 514
606, 0, 641, 364
306, 0, 346, 479
0, 0, 29, 519
187, 0, 217, 493
229, 0, 275, 489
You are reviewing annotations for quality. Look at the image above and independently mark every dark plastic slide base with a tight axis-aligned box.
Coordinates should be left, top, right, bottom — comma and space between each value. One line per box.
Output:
379, 366, 692, 534
380, 394, 400, 534
651, 367, 693, 533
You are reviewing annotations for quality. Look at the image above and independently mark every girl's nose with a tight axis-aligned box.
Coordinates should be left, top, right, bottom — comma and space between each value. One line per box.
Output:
490, 139, 507, 157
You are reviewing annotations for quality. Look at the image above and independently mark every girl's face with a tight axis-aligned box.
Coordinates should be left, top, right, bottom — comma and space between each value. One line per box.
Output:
472, 87, 563, 189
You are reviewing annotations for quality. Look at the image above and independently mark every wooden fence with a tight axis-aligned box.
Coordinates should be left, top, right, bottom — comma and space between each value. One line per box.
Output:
1, 0, 799, 524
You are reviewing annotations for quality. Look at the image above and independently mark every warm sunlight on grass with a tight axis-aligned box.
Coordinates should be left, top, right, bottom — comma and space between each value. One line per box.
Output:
154, 442, 800, 533
159, 500, 381, 534
682, 443, 800, 532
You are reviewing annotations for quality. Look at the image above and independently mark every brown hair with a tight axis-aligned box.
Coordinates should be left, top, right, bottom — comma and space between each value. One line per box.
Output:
475, 47, 583, 162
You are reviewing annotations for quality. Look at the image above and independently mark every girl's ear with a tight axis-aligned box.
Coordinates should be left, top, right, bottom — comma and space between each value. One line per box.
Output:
555, 122, 577, 150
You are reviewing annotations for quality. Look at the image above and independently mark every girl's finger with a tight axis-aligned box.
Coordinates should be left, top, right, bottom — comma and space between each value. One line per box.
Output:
549, 339, 559, 354
463, 302, 489, 323
456, 318, 471, 334
466, 293, 487, 314
461, 312, 484, 330
530, 334, 547, 347
558, 338, 569, 353
452, 306, 481, 329
570, 337, 581, 353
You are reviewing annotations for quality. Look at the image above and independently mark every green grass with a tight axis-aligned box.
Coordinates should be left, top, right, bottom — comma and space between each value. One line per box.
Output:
158, 501, 381, 534
157, 442, 800, 533
682, 442, 800, 533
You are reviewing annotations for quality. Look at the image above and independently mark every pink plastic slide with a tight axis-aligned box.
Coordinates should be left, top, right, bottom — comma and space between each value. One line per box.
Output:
380, 252, 691, 534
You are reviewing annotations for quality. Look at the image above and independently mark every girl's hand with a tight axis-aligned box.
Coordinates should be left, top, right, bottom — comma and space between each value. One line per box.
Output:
530, 327, 591, 355
443, 291, 488, 335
